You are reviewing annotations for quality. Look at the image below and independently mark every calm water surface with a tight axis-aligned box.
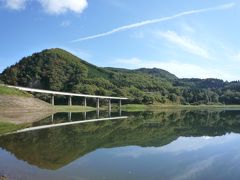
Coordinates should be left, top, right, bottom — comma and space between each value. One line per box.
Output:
1, 109, 240, 179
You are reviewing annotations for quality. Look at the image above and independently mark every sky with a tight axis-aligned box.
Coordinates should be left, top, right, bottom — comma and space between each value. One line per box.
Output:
0, 0, 240, 81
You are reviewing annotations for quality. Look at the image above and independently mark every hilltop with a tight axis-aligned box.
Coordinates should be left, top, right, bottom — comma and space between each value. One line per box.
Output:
1, 48, 240, 105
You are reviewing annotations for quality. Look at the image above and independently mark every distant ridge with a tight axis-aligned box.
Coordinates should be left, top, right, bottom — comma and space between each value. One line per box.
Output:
105, 67, 177, 81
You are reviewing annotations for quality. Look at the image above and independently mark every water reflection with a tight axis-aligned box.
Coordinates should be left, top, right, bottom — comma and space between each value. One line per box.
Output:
32, 110, 124, 127
1, 109, 240, 179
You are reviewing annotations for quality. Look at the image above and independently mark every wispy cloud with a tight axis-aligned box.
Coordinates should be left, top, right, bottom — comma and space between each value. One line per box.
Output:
156, 30, 211, 59
218, 42, 240, 63
115, 57, 141, 65
4, 0, 26, 10
61, 47, 92, 60
60, 20, 71, 27
232, 52, 240, 62
106, 0, 126, 9
180, 22, 195, 33
71, 2, 235, 42
173, 156, 217, 180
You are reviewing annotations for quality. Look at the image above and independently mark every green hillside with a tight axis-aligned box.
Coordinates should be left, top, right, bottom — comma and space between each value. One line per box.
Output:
1, 48, 240, 105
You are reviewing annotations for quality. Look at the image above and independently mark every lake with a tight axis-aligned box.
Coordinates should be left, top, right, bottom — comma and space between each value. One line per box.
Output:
1, 109, 240, 179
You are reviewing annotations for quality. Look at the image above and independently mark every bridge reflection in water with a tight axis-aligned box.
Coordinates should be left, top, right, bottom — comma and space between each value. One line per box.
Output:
17, 109, 127, 133
52, 108, 123, 122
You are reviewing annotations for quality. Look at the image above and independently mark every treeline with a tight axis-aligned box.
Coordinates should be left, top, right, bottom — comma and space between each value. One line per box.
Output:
1, 48, 240, 105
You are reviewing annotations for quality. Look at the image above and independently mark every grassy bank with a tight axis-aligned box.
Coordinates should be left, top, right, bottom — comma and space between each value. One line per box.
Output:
54, 105, 96, 112
0, 85, 31, 97
121, 104, 240, 112
0, 122, 28, 135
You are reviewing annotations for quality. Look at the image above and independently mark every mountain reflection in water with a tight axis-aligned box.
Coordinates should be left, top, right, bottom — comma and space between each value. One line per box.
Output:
0, 109, 240, 180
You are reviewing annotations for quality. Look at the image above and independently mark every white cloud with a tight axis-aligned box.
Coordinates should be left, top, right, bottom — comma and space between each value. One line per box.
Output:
113, 57, 237, 81
71, 2, 235, 42
39, 0, 88, 14
156, 31, 211, 59
3, 0, 88, 14
4, 0, 26, 10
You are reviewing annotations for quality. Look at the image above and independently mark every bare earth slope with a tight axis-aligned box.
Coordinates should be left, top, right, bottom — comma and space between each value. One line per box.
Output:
0, 95, 52, 111
0, 95, 54, 124
0, 85, 54, 124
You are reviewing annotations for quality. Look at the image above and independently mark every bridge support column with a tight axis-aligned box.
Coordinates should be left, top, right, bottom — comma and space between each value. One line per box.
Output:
119, 109, 122, 117
108, 99, 111, 112
83, 97, 87, 107
51, 95, 55, 106
68, 96, 72, 106
51, 114, 54, 123
96, 109, 100, 119
119, 99, 122, 109
96, 98, 100, 109
68, 112, 72, 121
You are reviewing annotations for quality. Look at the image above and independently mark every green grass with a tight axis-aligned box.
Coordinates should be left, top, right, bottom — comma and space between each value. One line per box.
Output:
0, 85, 31, 97
121, 104, 240, 112
0, 122, 28, 135
121, 104, 147, 112
54, 105, 96, 112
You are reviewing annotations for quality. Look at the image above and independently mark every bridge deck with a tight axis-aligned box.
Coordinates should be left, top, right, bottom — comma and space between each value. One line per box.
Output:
7, 85, 128, 100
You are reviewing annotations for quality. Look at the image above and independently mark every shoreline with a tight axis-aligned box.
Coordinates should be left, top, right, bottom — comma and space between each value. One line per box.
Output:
120, 104, 240, 112
1, 104, 240, 135
2, 103, 240, 114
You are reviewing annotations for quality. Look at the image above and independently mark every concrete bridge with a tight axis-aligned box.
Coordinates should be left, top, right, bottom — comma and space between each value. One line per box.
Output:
7, 85, 128, 109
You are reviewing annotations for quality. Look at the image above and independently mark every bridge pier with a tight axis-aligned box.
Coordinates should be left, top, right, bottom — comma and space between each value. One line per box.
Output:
68, 112, 72, 121
96, 98, 100, 109
119, 99, 122, 109
68, 96, 72, 106
51, 95, 54, 106
83, 97, 87, 107
96, 109, 100, 118
119, 109, 122, 116
51, 114, 54, 123
108, 99, 111, 112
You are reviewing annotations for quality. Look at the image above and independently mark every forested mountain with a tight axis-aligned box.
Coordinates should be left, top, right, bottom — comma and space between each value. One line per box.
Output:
1, 48, 240, 104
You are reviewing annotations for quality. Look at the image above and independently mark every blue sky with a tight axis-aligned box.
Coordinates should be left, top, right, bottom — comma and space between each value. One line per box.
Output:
0, 0, 240, 81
